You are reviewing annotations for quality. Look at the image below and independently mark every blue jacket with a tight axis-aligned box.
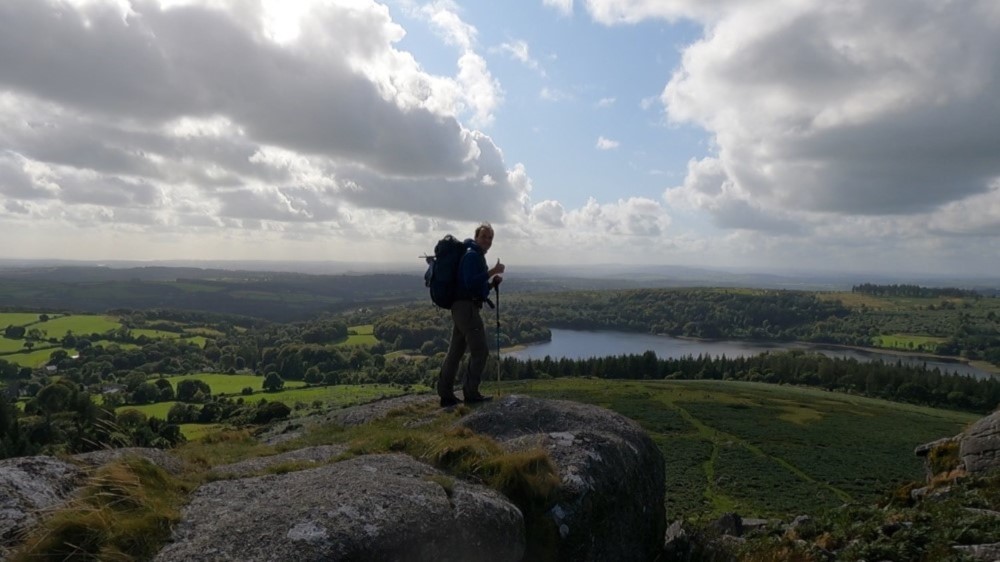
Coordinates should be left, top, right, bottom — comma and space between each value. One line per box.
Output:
458, 238, 490, 302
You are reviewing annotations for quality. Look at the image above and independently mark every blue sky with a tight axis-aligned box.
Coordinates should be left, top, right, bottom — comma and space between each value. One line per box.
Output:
1, 0, 999, 277
393, 2, 706, 208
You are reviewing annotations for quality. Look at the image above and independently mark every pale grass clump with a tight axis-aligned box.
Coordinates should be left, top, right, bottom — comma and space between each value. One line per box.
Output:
11, 457, 192, 562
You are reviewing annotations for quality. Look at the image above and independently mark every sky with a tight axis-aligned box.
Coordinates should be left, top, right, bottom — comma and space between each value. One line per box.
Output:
1, 0, 999, 277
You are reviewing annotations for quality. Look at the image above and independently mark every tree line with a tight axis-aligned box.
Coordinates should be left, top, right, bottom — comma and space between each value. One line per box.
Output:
851, 283, 980, 299
499, 350, 1000, 414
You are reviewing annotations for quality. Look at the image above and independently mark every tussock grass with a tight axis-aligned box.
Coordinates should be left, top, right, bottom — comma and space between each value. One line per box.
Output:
290, 403, 562, 517
481, 448, 560, 507
11, 457, 192, 562
927, 440, 961, 476
173, 428, 275, 469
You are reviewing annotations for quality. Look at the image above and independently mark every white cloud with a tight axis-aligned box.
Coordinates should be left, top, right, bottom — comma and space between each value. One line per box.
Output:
596, 136, 620, 150
564, 196, 670, 236
496, 39, 545, 76
542, 0, 573, 17
540, 87, 571, 102
0, 0, 522, 260
596, 97, 616, 108
646, 0, 1000, 218
530, 199, 566, 227
405, 1, 503, 127
572, 0, 1000, 274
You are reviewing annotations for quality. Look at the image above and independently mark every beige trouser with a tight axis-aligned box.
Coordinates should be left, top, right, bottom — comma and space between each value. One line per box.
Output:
437, 299, 489, 397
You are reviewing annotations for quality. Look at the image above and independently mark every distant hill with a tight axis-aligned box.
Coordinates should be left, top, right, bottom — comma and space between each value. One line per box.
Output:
0, 262, 996, 321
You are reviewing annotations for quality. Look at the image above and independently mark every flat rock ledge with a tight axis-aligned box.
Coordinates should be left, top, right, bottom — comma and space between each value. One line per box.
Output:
154, 453, 525, 562
212, 444, 348, 478
458, 394, 666, 562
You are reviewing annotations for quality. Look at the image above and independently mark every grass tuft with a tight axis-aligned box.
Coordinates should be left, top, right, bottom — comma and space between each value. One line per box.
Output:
927, 440, 961, 476
481, 448, 560, 508
12, 457, 191, 562
173, 428, 274, 469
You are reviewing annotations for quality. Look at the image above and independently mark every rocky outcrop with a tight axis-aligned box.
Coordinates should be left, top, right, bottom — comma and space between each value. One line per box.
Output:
0, 456, 84, 558
960, 411, 1000, 474
953, 542, 1000, 562
458, 395, 666, 562
74, 446, 188, 475
154, 453, 526, 562
1, 396, 666, 561
915, 410, 1000, 477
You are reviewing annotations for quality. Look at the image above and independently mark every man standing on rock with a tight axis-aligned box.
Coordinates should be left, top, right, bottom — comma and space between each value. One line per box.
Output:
437, 222, 504, 407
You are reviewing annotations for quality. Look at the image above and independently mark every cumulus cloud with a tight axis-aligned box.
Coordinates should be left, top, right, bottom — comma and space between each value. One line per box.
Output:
412, 1, 502, 127
586, 1, 1000, 224
530, 199, 566, 227
596, 136, 620, 150
0, 0, 523, 256
665, 157, 802, 234
564, 196, 670, 236
596, 97, 616, 108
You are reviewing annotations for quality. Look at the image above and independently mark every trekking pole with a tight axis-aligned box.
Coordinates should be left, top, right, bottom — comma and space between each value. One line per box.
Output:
494, 282, 501, 397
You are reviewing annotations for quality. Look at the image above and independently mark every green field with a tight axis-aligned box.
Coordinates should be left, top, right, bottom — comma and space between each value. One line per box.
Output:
33, 315, 121, 338
337, 324, 377, 347
0, 338, 29, 353
181, 336, 208, 348
117, 401, 176, 420
0, 313, 47, 327
875, 333, 947, 351
183, 327, 225, 338
497, 378, 976, 521
117, 383, 426, 440
162, 373, 308, 395
2, 347, 64, 367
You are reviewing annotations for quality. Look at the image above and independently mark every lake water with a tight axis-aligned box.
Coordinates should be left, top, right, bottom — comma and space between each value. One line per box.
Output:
507, 329, 996, 380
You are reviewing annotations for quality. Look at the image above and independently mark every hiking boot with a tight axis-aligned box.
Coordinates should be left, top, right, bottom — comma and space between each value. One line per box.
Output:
440, 395, 462, 408
463, 393, 493, 404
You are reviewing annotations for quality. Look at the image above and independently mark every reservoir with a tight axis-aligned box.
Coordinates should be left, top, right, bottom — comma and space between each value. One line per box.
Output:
507, 329, 996, 380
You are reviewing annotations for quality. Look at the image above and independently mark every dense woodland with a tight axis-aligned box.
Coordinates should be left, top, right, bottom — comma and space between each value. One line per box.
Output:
852, 283, 980, 298
2, 283, 1000, 459
500, 350, 1000, 413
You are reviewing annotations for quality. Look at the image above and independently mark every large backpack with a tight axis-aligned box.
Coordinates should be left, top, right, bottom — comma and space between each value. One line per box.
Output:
424, 235, 467, 309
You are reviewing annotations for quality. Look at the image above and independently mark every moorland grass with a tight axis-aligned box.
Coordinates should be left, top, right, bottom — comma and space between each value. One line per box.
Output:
9, 377, 986, 560
494, 377, 976, 521
248, 383, 425, 410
